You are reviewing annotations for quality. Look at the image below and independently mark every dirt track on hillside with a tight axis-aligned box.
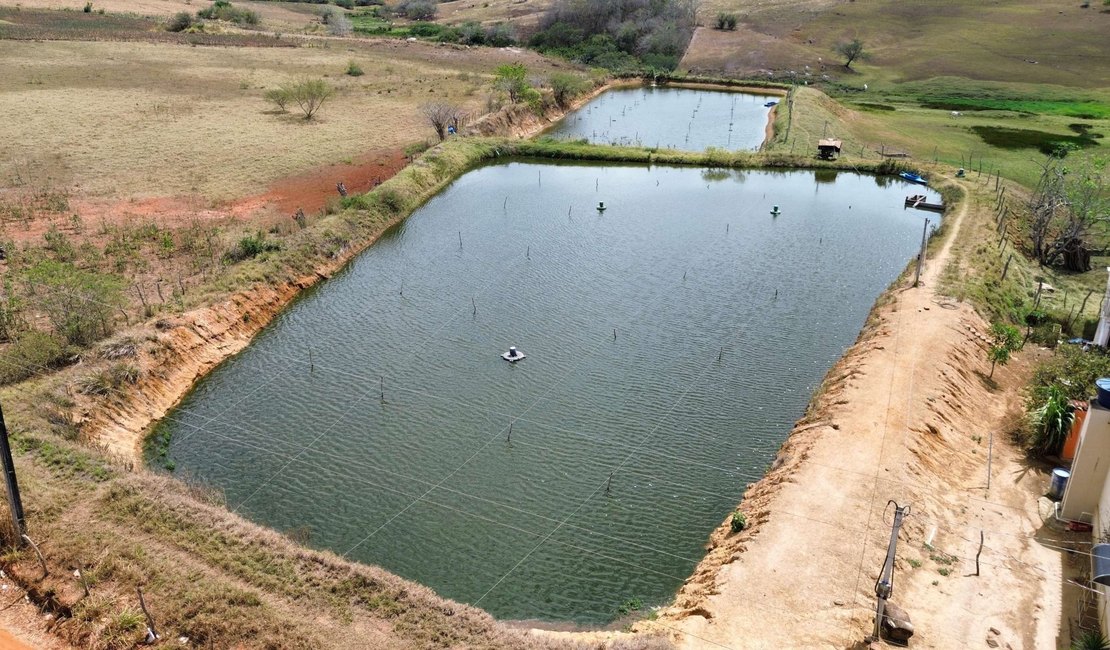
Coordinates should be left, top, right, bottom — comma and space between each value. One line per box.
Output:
646, 181, 1064, 649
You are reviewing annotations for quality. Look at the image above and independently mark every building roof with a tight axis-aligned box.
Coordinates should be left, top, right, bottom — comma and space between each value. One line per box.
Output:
818, 138, 843, 149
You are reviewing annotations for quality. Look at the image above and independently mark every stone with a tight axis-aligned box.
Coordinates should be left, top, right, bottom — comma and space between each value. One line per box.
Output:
882, 602, 914, 643
990, 627, 1001, 635
987, 638, 999, 648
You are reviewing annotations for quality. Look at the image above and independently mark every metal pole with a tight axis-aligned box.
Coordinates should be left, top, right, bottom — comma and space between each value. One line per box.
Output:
0, 403, 26, 542
872, 502, 910, 642
914, 218, 929, 287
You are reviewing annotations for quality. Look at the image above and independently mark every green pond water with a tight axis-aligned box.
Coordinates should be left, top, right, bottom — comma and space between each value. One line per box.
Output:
544, 86, 776, 151
153, 161, 939, 624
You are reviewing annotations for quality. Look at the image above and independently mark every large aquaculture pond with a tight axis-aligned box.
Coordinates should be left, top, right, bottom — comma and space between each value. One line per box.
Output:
151, 161, 940, 624
544, 85, 778, 151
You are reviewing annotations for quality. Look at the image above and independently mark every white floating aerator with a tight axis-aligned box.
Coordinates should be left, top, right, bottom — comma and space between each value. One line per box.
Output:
501, 346, 526, 363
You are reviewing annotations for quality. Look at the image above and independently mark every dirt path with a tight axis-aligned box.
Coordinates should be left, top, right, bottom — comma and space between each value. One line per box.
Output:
651, 181, 1063, 649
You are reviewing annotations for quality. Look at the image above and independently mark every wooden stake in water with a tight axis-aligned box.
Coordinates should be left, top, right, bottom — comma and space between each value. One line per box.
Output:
774, 289, 778, 300
459, 231, 463, 250
399, 282, 403, 297
526, 245, 530, 260
380, 376, 385, 403
718, 347, 723, 362
309, 347, 314, 373
613, 328, 617, 341
682, 270, 687, 281
472, 296, 477, 315
507, 420, 512, 443
606, 472, 613, 495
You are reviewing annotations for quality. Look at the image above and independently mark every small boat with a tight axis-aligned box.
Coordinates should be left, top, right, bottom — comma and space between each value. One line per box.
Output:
898, 171, 928, 186
904, 194, 945, 212
763, 101, 778, 107
501, 346, 526, 363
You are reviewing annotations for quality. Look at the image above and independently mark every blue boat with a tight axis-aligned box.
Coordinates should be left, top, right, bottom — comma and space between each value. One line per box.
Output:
898, 171, 928, 185
764, 101, 778, 107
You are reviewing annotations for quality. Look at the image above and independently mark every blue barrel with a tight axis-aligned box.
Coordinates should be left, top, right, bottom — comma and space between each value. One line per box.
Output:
1049, 468, 1070, 501
1097, 378, 1110, 408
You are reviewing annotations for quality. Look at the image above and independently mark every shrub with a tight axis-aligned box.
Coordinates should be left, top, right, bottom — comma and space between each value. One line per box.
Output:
0, 331, 68, 386
715, 12, 737, 30
197, 0, 260, 25
291, 78, 334, 120
1031, 384, 1073, 456
1072, 631, 1110, 650
223, 232, 281, 263
264, 87, 291, 112
83, 1, 93, 12
77, 363, 140, 396
730, 510, 747, 533
346, 60, 364, 76
166, 11, 194, 32
396, 0, 435, 20
23, 261, 124, 347
987, 322, 1021, 379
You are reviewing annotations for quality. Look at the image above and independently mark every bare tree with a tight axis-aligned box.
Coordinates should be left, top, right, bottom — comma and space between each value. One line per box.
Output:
835, 38, 868, 68
421, 102, 468, 140
1028, 155, 1108, 270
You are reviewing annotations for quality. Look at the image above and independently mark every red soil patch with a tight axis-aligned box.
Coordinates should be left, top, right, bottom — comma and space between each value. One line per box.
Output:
6, 147, 409, 246
264, 147, 410, 216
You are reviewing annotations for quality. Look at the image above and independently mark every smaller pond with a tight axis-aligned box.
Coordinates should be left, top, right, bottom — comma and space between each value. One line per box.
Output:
545, 86, 777, 152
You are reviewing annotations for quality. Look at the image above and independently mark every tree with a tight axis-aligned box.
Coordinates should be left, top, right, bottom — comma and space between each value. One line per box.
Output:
548, 72, 588, 109
1027, 155, 1108, 270
835, 38, 867, 68
493, 63, 530, 103
987, 322, 1021, 379
421, 102, 467, 140
324, 7, 352, 36
291, 79, 334, 120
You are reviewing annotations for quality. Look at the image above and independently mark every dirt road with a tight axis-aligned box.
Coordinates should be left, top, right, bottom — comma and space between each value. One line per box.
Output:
651, 181, 1064, 649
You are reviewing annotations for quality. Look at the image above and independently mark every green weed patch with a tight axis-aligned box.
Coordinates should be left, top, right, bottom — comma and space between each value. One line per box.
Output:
969, 125, 1102, 155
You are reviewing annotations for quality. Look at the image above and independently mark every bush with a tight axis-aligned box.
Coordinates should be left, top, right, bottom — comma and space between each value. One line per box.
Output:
291, 78, 334, 120
730, 510, 747, 533
166, 11, 194, 32
0, 331, 69, 386
549, 72, 588, 109
197, 0, 260, 25
396, 0, 435, 20
346, 60, 364, 76
77, 363, 140, 396
223, 232, 281, 263
83, 1, 93, 12
23, 261, 124, 347
715, 12, 737, 30
264, 87, 291, 112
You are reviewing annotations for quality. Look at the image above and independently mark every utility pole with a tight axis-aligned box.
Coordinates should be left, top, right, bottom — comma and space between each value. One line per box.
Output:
914, 218, 930, 287
870, 501, 910, 644
0, 403, 26, 542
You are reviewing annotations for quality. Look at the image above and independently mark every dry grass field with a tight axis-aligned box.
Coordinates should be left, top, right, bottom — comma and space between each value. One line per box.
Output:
3, 0, 325, 30
0, 36, 563, 202
681, 0, 1110, 87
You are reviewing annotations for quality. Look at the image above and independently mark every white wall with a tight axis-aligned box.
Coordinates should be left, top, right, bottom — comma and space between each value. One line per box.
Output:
1063, 400, 1110, 522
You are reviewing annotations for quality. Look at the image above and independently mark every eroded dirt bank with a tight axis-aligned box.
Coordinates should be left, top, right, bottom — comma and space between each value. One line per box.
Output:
644, 181, 1061, 649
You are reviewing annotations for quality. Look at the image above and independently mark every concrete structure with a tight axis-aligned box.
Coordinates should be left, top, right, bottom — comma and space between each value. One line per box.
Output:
1095, 269, 1110, 347
1063, 400, 1110, 522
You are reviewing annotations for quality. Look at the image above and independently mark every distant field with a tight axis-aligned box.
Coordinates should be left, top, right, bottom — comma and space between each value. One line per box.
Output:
0, 32, 565, 200
681, 0, 1110, 88
0, 0, 324, 31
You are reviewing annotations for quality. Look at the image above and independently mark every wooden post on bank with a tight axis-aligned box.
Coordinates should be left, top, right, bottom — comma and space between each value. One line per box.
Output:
914, 218, 930, 287
0, 403, 26, 544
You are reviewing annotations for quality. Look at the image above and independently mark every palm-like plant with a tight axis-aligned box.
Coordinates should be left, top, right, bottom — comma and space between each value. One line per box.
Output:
1033, 384, 1073, 456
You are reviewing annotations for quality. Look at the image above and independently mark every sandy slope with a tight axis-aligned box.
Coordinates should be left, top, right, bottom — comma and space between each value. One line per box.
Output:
650, 181, 1064, 649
